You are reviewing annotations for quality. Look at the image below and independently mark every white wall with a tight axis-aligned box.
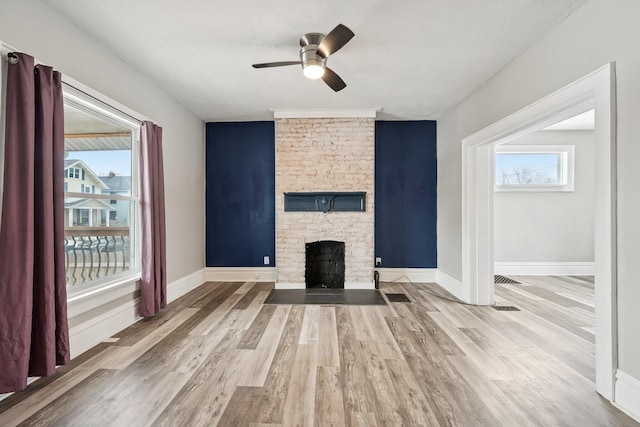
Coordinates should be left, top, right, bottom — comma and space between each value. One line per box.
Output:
0, 0, 205, 354
494, 130, 595, 263
438, 0, 640, 385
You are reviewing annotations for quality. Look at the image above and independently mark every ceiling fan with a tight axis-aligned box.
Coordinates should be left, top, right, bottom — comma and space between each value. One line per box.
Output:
252, 24, 354, 92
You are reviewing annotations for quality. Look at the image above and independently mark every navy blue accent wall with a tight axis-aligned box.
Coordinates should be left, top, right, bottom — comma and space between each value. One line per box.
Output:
375, 121, 437, 268
206, 122, 275, 267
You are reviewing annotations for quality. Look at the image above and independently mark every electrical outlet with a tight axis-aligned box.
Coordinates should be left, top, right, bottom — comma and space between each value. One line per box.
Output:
263, 256, 270, 265
375, 257, 382, 266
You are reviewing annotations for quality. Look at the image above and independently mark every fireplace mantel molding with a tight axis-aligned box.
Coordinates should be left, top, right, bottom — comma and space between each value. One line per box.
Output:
271, 108, 380, 119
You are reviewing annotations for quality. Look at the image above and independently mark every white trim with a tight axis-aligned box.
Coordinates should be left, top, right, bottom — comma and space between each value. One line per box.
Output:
376, 268, 437, 283
62, 76, 150, 124
65, 192, 136, 202
271, 108, 380, 119
614, 370, 640, 422
374, 268, 466, 301
63, 89, 141, 129
461, 63, 617, 399
69, 297, 140, 358
205, 267, 276, 282
494, 262, 595, 276
68, 269, 206, 358
0, 41, 18, 56
67, 274, 140, 318
344, 281, 375, 290
167, 269, 206, 303
494, 144, 575, 192
0, 39, 149, 125
436, 270, 466, 301
274, 282, 305, 290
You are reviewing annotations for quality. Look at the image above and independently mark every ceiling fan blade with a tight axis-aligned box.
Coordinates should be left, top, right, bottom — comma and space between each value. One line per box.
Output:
322, 67, 346, 92
252, 61, 301, 68
317, 24, 354, 58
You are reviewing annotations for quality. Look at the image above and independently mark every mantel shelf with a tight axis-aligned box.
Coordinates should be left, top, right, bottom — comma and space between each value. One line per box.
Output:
284, 192, 366, 213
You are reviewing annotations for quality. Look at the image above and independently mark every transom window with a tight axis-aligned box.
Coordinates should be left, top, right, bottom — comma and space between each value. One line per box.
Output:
495, 145, 575, 192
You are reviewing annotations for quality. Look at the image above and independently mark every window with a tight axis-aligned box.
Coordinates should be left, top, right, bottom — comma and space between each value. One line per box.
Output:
67, 167, 81, 179
63, 86, 140, 292
495, 145, 575, 192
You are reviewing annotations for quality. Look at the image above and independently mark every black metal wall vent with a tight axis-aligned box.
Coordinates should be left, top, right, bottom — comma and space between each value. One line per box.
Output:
284, 192, 366, 213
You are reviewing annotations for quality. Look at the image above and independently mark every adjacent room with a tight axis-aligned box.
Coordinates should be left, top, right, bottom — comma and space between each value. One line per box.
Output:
1, 0, 639, 425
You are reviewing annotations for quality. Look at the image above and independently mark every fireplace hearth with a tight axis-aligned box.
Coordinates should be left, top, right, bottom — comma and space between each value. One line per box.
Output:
305, 240, 345, 288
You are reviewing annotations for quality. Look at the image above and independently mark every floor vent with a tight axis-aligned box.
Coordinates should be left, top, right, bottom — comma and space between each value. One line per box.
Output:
494, 275, 521, 284
384, 293, 411, 302
492, 305, 520, 311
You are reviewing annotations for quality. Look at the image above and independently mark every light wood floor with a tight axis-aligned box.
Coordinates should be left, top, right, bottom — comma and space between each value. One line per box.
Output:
0, 277, 637, 426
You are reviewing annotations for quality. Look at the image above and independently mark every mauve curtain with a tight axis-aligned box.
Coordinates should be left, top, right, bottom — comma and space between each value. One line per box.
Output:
0, 52, 70, 393
139, 121, 167, 317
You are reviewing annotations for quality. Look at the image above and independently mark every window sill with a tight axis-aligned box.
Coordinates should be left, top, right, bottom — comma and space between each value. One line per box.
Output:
67, 271, 141, 318
494, 185, 574, 193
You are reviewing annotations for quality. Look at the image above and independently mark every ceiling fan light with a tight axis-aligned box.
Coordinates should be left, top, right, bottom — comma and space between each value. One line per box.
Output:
303, 64, 325, 79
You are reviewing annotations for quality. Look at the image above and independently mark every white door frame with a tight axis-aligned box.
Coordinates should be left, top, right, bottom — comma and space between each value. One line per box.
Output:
461, 63, 617, 400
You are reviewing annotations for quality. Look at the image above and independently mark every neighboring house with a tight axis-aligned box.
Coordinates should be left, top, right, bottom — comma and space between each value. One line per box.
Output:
98, 173, 132, 226
64, 159, 114, 227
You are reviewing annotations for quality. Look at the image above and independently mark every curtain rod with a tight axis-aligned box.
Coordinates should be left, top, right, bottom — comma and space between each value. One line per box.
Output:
0, 41, 18, 57
2, 40, 148, 127
62, 81, 144, 126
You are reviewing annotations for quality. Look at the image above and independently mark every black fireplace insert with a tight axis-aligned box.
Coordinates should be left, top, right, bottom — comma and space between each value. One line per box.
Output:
305, 240, 345, 288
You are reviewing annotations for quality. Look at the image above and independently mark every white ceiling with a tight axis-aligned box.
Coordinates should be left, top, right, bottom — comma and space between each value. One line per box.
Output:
43, 0, 586, 121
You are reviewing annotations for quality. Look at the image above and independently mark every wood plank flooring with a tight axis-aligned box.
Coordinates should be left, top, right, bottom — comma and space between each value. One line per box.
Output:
0, 277, 637, 426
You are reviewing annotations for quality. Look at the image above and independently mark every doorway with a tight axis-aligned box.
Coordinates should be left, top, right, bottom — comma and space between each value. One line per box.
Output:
461, 64, 617, 399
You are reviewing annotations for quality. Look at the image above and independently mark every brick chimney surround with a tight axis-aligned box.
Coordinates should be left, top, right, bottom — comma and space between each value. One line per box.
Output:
274, 110, 378, 289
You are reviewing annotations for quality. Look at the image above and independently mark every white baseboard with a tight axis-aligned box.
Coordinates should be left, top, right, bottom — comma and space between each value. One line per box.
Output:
69, 268, 206, 359
275, 282, 304, 290
345, 281, 375, 289
167, 269, 206, 303
615, 370, 640, 422
494, 261, 595, 276
374, 268, 465, 301
205, 267, 276, 282
375, 268, 437, 283
436, 270, 466, 302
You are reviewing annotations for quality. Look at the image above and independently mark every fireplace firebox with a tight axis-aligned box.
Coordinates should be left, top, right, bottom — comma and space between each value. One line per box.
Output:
305, 241, 345, 288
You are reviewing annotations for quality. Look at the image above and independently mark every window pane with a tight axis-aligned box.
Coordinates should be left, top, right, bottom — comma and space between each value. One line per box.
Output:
63, 102, 135, 289
64, 202, 133, 287
495, 153, 560, 185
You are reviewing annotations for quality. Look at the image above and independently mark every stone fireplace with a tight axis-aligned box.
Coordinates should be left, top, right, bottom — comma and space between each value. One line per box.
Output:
275, 115, 375, 289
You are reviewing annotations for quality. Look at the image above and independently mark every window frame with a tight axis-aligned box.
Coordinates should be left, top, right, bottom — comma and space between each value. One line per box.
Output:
67, 167, 81, 179
62, 86, 142, 297
494, 144, 575, 192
